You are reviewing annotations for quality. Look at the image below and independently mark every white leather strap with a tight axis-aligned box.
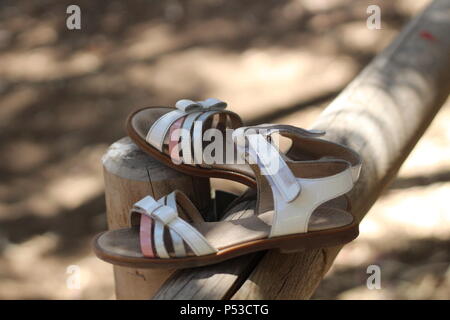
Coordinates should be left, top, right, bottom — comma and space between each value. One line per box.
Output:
145, 98, 237, 161
153, 220, 169, 258
246, 134, 301, 202
233, 130, 355, 238
232, 130, 302, 202
165, 193, 186, 257
180, 112, 203, 164
270, 165, 354, 237
251, 124, 326, 138
351, 164, 361, 182
175, 99, 203, 112
243, 124, 362, 183
154, 200, 186, 256
193, 111, 220, 164
199, 98, 227, 109
191, 110, 241, 165
146, 110, 186, 151
152, 205, 178, 224
133, 193, 217, 257
153, 198, 170, 258
151, 200, 216, 257
133, 196, 163, 217
161, 214, 217, 256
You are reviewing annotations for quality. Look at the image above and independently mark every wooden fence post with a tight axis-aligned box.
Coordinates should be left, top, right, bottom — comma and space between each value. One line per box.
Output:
102, 137, 211, 299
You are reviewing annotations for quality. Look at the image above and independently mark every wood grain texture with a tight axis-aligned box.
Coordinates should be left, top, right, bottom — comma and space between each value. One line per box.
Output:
154, 253, 264, 300
153, 195, 262, 300
153, 0, 450, 300
102, 137, 210, 299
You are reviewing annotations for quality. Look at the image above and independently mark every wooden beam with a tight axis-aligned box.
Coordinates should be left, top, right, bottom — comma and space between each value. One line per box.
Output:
153, 0, 450, 300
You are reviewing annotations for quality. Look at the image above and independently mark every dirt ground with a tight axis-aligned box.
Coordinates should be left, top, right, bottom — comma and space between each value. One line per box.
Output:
0, 0, 448, 299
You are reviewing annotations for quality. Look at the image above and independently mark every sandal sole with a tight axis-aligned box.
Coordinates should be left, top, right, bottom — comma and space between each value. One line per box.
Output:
93, 221, 359, 269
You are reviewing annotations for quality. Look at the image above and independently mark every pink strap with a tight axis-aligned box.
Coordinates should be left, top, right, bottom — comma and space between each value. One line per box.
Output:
168, 117, 185, 164
140, 215, 155, 258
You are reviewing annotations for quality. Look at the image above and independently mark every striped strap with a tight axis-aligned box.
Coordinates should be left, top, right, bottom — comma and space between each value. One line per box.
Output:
132, 194, 217, 258
145, 98, 242, 165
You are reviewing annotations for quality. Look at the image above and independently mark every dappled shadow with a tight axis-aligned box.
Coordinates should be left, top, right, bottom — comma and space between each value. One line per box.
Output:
0, 195, 106, 257
1, 0, 442, 299
390, 170, 450, 190
313, 237, 450, 299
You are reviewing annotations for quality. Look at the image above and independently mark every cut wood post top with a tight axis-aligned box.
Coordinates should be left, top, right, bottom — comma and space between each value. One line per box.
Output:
103, 137, 184, 181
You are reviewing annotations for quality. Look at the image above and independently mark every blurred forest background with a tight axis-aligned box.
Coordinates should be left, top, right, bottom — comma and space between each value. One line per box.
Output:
0, 0, 448, 299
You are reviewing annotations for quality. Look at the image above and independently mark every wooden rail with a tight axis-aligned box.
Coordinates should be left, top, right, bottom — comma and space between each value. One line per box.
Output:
152, 0, 450, 299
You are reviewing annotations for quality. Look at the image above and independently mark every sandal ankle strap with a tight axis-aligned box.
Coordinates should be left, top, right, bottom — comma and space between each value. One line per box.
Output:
233, 129, 355, 237
234, 124, 361, 183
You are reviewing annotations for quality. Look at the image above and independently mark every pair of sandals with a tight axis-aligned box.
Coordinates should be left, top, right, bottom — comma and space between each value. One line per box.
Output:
94, 98, 362, 269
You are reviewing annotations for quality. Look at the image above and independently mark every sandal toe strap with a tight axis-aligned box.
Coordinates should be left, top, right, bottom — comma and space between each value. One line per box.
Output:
132, 193, 217, 258
146, 98, 242, 164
